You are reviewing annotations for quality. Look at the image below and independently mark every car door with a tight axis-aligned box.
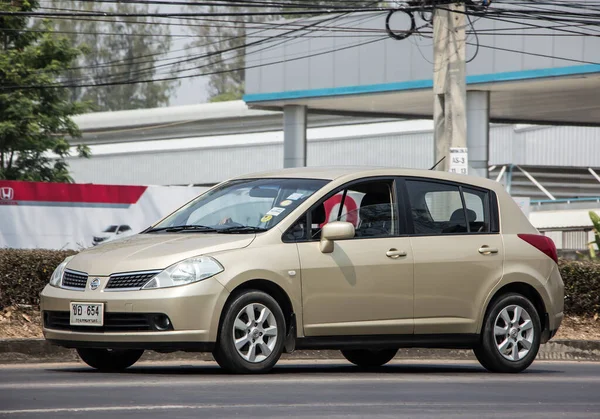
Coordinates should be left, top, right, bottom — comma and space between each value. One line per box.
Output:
403, 178, 504, 335
295, 178, 414, 337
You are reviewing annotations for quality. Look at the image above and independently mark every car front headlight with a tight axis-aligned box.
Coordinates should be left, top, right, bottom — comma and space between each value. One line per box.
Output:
49, 256, 75, 288
142, 256, 223, 290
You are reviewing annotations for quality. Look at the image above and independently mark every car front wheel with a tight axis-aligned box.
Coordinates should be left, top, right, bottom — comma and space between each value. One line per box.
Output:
213, 290, 286, 374
474, 293, 541, 373
341, 348, 398, 368
76, 348, 144, 372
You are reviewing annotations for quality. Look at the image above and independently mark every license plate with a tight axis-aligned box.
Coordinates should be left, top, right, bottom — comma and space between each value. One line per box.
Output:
70, 302, 104, 326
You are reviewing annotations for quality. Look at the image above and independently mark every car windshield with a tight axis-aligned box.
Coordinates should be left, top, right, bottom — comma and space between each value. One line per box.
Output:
150, 178, 328, 233
103, 225, 118, 233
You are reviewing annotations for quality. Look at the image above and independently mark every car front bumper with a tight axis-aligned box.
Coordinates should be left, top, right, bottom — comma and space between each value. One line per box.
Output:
40, 276, 230, 349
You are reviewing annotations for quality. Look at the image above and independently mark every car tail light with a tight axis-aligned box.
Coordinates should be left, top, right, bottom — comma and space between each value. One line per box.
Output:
518, 234, 558, 264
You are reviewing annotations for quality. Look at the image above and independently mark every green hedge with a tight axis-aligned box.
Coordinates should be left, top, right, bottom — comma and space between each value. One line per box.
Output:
0, 249, 599, 316
559, 259, 600, 317
0, 249, 77, 309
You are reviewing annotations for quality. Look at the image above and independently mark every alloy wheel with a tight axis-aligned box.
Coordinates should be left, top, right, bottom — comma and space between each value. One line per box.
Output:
232, 303, 278, 363
493, 304, 535, 362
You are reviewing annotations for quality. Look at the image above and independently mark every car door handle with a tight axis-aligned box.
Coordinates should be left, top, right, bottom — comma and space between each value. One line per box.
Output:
386, 249, 407, 259
478, 246, 499, 255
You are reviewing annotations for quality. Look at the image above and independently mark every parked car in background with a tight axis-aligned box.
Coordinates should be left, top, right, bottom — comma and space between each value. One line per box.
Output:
41, 167, 563, 374
91, 224, 134, 246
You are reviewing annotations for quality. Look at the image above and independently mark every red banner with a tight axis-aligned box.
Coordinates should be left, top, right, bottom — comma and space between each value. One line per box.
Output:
0, 181, 147, 207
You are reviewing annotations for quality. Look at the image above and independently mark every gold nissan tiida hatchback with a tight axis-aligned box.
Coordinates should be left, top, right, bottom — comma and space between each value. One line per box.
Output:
41, 167, 564, 374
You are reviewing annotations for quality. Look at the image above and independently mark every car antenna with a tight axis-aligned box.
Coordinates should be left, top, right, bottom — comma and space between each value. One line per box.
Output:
429, 156, 446, 170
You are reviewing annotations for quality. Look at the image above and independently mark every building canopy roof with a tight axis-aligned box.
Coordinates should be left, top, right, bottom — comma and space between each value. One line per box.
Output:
243, 10, 600, 126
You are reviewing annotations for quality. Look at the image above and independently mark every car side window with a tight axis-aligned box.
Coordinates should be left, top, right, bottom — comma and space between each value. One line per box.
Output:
282, 214, 308, 242
405, 180, 490, 235
309, 179, 397, 240
463, 188, 490, 233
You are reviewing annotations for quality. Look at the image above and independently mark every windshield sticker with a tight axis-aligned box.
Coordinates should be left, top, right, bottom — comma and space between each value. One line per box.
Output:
260, 215, 273, 223
286, 193, 304, 200
266, 207, 286, 216
279, 200, 292, 207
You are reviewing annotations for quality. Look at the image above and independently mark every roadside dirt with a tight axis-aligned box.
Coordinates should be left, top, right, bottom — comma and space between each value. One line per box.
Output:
554, 315, 600, 340
1, 306, 599, 340
0, 307, 42, 339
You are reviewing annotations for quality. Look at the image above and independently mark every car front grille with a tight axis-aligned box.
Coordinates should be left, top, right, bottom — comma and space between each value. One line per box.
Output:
43, 311, 172, 332
62, 270, 88, 289
93, 236, 106, 242
105, 272, 159, 290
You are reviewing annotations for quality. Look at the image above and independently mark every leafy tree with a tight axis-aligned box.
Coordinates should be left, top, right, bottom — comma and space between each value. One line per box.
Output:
0, 0, 90, 182
47, 1, 179, 111
589, 211, 600, 260
187, 1, 381, 102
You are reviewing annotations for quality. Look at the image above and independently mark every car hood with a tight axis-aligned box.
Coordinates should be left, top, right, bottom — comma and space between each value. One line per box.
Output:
67, 233, 256, 276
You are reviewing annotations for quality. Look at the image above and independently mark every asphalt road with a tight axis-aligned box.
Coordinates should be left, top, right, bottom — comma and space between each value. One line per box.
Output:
1, 360, 599, 418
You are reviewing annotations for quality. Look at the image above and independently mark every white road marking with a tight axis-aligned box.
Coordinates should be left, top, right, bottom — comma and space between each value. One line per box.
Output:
1, 373, 599, 391
1, 359, 597, 370
2, 402, 600, 415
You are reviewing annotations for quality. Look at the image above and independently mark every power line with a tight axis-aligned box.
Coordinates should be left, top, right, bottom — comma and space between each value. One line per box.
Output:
0, 6, 393, 18
437, 4, 600, 39
465, 13, 479, 63
469, 39, 600, 66
38, 0, 381, 10
0, 35, 388, 90
79, 12, 385, 85
48, 5, 383, 80
11, 26, 386, 38
43, 7, 383, 85
6, 0, 600, 93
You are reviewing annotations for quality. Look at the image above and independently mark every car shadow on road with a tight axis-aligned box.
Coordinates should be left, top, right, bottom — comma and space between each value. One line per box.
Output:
49, 362, 561, 376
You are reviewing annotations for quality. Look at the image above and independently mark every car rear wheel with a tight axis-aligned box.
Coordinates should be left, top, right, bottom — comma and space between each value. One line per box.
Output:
76, 348, 144, 372
474, 293, 541, 373
213, 290, 285, 374
341, 348, 398, 368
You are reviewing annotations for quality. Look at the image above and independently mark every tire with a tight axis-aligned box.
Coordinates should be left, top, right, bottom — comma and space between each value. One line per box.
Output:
76, 348, 144, 372
473, 293, 541, 373
213, 290, 286, 374
341, 348, 398, 368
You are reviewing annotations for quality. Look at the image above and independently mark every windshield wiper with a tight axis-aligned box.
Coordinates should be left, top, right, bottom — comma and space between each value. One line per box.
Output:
216, 226, 268, 234
147, 225, 217, 233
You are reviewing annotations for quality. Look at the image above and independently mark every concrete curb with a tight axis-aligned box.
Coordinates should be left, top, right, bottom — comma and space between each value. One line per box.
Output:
1, 339, 600, 364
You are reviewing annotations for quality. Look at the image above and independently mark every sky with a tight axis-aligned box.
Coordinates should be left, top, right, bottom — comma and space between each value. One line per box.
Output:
159, 4, 211, 106
171, 74, 210, 106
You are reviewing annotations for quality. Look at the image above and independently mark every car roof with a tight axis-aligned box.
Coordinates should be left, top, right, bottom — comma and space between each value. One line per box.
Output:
232, 166, 504, 192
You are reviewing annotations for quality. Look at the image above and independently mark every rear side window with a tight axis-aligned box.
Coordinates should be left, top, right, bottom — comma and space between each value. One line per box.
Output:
405, 180, 491, 235
462, 188, 490, 233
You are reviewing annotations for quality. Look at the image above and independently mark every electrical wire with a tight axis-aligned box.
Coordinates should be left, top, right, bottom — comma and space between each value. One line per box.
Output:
385, 8, 415, 40
6, 0, 600, 93
77, 12, 385, 84
466, 13, 480, 63
23, 5, 385, 85
468, 39, 600, 66
0, 6, 393, 18
38, 0, 380, 10
436, 3, 600, 38
0, 35, 389, 90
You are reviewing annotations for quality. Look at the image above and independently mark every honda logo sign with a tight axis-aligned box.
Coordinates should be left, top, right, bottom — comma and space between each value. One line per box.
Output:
0, 187, 14, 201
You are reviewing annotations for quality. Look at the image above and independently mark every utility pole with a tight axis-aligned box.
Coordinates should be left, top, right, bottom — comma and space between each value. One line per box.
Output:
433, 2, 467, 173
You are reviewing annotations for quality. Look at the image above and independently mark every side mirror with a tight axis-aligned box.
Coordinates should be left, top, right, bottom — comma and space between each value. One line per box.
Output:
320, 221, 355, 253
